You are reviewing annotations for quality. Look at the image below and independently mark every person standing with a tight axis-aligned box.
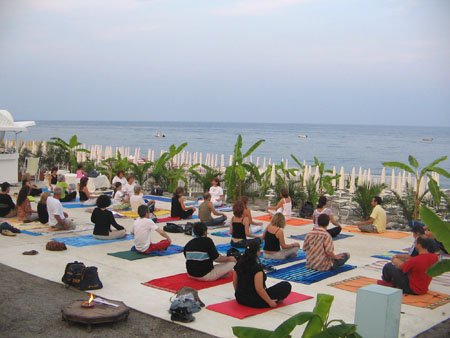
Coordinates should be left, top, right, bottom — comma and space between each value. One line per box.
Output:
356, 196, 386, 233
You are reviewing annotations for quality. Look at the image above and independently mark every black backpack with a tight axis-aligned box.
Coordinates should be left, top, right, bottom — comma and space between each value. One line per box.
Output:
300, 201, 314, 218
164, 223, 184, 233
151, 186, 163, 196
62, 261, 103, 290
183, 222, 194, 236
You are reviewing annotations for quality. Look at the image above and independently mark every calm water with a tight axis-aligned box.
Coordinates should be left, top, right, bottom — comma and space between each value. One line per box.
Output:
18, 121, 450, 187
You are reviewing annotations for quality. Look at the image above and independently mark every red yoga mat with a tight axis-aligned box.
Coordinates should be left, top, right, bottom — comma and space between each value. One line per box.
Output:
156, 216, 181, 223
142, 272, 233, 293
206, 292, 313, 319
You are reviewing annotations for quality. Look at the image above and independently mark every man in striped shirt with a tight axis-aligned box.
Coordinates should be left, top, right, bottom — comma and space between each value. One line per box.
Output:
303, 214, 350, 271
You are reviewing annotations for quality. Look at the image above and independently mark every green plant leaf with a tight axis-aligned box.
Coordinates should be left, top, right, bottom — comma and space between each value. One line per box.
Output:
290, 154, 304, 169
243, 139, 265, 158
426, 156, 448, 169
302, 294, 334, 338
427, 176, 441, 205
419, 206, 450, 253
428, 166, 450, 179
270, 312, 319, 338
426, 260, 450, 277
382, 161, 414, 174
408, 155, 419, 169
314, 323, 360, 338
232, 327, 274, 338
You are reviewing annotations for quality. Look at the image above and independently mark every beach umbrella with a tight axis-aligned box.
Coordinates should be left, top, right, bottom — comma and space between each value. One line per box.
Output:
199, 153, 203, 165
339, 166, 345, 190
250, 155, 253, 164
262, 157, 266, 170
151, 150, 155, 162
270, 164, 276, 186
285, 159, 288, 170
256, 157, 260, 167
220, 154, 224, 168
402, 170, 406, 190
268, 158, 272, 166
133, 148, 138, 164
229, 155, 233, 166
380, 167, 386, 185
331, 166, 336, 187
407, 172, 412, 187
147, 149, 151, 161
350, 167, 356, 193
358, 167, 362, 185
390, 169, 396, 190
396, 173, 403, 194
314, 165, 320, 179
367, 169, 371, 184
215, 153, 218, 168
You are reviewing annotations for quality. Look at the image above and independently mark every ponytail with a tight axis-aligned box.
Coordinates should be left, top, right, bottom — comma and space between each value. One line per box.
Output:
239, 241, 261, 272
113, 182, 121, 198
317, 195, 327, 209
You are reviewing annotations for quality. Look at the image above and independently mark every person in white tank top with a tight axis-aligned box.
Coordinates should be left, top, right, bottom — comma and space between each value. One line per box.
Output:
266, 188, 292, 220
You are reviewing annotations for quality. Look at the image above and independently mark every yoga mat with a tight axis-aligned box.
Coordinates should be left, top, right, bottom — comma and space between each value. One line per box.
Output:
143, 195, 172, 202
362, 260, 450, 288
61, 198, 80, 204
211, 230, 263, 238
63, 203, 96, 209
21, 230, 42, 236
16, 223, 49, 230
253, 214, 312, 226
290, 233, 354, 241
206, 292, 313, 319
342, 226, 411, 239
216, 206, 233, 212
118, 211, 139, 218
107, 245, 184, 260
51, 234, 133, 247
154, 209, 170, 216
328, 276, 450, 310
215, 244, 306, 267
142, 272, 233, 293
157, 215, 198, 223
267, 262, 357, 285
372, 250, 408, 260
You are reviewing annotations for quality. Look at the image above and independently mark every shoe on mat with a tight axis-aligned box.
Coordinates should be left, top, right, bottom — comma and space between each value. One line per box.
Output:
22, 250, 39, 255
1, 229, 16, 236
377, 279, 394, 287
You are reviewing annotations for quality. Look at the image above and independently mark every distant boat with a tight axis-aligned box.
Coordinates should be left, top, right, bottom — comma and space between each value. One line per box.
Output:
298, 135, 308, 139
155, 131, 165, 138
422, 138, 433, 142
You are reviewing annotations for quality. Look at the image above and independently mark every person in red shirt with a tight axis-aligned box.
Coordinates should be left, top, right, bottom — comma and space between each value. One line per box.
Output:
378, 236, 438, 294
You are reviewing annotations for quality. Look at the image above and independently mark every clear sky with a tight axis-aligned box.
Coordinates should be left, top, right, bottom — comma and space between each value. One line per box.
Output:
1, 0, 449, 126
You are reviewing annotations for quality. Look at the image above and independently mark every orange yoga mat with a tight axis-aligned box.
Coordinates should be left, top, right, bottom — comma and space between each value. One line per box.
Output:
342, 226, 411, 239
328, 275, 450, 310
254, 214, 312, 226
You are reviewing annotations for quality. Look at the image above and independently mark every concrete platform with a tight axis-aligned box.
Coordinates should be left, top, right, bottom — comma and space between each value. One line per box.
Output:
1, 197, 449, 338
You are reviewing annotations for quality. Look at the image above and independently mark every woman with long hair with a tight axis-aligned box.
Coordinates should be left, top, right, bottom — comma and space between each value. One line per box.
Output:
22, 173, 42, 197
112, 182, 130, 210
16, 186, 38, 222
263, 213, 300, 260
171, 187, 195, 219
241, 196, 264, 233
37, 192, 50, 224
233, 241, 292, 308
313, 196, 341, 237
79, 177, 99, 205
230, 201, 262, 248
91, 195, 127, 240
266, 188, 292, 220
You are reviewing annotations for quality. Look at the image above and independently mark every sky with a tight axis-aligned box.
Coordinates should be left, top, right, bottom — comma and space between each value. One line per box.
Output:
0, 0, 449, 126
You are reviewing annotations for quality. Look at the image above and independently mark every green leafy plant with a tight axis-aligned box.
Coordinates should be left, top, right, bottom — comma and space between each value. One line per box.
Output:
48, 135, 90, 173
312, 157, 340, 196
189, 164, 222, 192
391, 183, 428, 226
129, 161, 154, 186
352, 182, 386, 220
97, 151, 129, 182
305, 176, 319, 206
420, 206, 450, 277
224, 135, 265, 202
383, 155, 450, 221
232, 294, 361, 338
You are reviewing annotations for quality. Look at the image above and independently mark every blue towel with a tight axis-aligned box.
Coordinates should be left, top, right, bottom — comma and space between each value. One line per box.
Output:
211, 230, 263, 238
215, 244, 305, 267
51, 234, 133, 247
61, 198, 81, 204
267, 262, 357, 285
63, 203, 96, 209
215, 206, 233, 212
143, 195, 172, 202
371, 250, 406, 261
129, 244, 184, 256
21, 230, 42, 236
289, 233, 354, 241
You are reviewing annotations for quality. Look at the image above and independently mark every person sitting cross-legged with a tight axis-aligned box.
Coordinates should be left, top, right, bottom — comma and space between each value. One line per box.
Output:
356, 196, 386, 233
47, 187, 76, 230
131, 205, 171, 254
91, 195, 127, 240
379, 236, 438, 295
263, 213, 300, 260
198, 193, 227, 227
130, 185, 155, 213
184, 222, 236, 281
303, 214, 350, 271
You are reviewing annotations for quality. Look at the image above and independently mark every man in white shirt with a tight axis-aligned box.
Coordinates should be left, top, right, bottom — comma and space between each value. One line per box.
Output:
131, 205, 171, 254
47, 187, 76, 230
130, 185, 155, 213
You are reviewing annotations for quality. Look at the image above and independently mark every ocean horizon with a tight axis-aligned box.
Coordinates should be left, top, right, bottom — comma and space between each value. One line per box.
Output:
15, 120, 450, 187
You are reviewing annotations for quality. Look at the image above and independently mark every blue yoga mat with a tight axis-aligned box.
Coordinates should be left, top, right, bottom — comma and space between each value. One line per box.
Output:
21, 230, 42, 236
215, 244, 305, 267
371, 250, 406, 261
61, 198, 81, 204
211, 230, 263, 238
143, 195, 172, 202
267, 262, 357, 285
52, 234, 134, 247
290, 233, 354, 241
216, 206, 233, 212
63, 203, 96, 209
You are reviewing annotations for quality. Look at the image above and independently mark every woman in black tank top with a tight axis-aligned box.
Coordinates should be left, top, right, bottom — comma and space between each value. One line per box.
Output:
262, 213, 300, 260
230, 201, 262, 248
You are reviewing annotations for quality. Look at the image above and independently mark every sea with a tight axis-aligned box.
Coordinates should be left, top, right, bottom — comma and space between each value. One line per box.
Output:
19, 121, 450, 187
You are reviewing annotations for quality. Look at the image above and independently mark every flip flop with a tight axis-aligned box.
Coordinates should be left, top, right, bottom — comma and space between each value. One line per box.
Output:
22, 250, 39, 255
1, 229, 16, 236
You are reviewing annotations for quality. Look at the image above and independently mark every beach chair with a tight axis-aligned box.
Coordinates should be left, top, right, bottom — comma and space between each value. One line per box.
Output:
23, 157, 40, 182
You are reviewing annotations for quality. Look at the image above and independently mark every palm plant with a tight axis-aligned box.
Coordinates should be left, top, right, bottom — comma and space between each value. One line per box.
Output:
305, 176, 319, 206
189, 164, 222, 192
224, 135, 265, 202
391, 183, 428, 226
383, 155, 450, 221
129, 161, 153, 186
352, 182, 386, 220
97, 151, 129, 182
48, 135, 90, 173
311, 156, 340, 196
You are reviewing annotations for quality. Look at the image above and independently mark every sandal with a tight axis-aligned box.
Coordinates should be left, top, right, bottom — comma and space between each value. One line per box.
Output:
1, 229, 16, 236
22, 250, 39, 255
